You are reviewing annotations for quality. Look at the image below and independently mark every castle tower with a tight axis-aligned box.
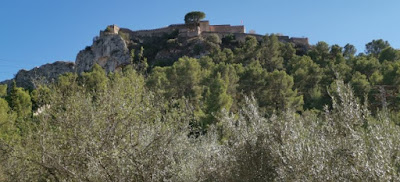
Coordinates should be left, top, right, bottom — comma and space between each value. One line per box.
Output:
108, 25, 120, 34
100, 25, 120, 37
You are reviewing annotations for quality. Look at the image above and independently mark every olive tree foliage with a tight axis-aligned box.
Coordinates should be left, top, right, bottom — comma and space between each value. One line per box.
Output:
213, 80, 400, 181
0, 66, 228, 181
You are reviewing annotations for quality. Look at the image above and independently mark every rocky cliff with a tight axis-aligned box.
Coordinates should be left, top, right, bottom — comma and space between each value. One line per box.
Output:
0, 61, 75, 90
1, 32, 130, 90
75, 33, 130, 73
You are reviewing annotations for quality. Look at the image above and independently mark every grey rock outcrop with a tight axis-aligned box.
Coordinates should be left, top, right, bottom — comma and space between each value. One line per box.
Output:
0, 31, 131, 90
75, 34, 130, 73
0, 61, 75, 90
0, 79, 12, 90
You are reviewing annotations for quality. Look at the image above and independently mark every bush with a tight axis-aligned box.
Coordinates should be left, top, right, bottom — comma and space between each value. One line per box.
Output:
1, 74, 400, 181
212, 80, 400, 181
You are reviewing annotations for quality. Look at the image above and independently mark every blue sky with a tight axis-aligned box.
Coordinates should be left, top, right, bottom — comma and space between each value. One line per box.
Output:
1, 0, 399, 81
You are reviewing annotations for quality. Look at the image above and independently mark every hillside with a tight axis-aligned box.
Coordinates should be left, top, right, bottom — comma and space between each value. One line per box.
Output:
1, 14, 400, 181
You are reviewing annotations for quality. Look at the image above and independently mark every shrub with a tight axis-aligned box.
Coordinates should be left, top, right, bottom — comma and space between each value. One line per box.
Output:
1, 76, 400, 181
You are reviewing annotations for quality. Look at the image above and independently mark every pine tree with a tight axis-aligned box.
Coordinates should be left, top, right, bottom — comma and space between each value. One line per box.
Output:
9, 81, 32, 118
203, 73, 232, 127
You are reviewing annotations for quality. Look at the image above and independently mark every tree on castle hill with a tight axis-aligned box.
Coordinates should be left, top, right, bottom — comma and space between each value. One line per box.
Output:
343, 43, 357, 59
365, 39, 390, 57
184, 11, 206, 26
0, 84, 7, 97
9, 81, 32, 119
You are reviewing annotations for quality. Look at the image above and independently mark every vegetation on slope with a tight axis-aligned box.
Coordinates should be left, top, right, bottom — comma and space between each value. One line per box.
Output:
1, 32, 400, 181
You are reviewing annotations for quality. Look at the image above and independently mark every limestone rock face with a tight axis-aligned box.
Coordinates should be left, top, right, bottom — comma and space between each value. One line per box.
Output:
0, 61, 75, 90
0, 33, 130, 90
75, 34, 130, 73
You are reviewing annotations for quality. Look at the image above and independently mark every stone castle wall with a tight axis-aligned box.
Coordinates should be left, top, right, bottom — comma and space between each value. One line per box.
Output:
290, 37, 309, 46
209, 25, 245, 33
119, 26, 175, 37
199, 21, 210, 32
117, 21, 245, 38
111, 21, 308, 47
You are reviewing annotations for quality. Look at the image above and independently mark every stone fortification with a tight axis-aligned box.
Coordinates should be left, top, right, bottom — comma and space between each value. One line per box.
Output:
119, 24, 194, 38
209, 25, 245, 33
114, 20, 307, 47
121, 26, 175, 37
117, 20, 245, 38
289, 37, 309, 46
198, 21, 245, 34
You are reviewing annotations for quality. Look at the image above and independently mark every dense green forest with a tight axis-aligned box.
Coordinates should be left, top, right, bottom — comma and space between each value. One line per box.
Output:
1, 34, 400, 181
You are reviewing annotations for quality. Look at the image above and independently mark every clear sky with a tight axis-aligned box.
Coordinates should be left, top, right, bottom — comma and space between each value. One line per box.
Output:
1, 0, 399, 81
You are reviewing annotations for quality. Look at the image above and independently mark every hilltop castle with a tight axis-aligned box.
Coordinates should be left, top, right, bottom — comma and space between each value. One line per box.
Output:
100, 20, 309, 47
102, 21, 244, 37
1, 18, 310, 90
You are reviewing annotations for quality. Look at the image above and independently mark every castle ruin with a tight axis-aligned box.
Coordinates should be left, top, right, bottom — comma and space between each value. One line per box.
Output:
100, 20, 309, 49
114, 21, 245, 38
